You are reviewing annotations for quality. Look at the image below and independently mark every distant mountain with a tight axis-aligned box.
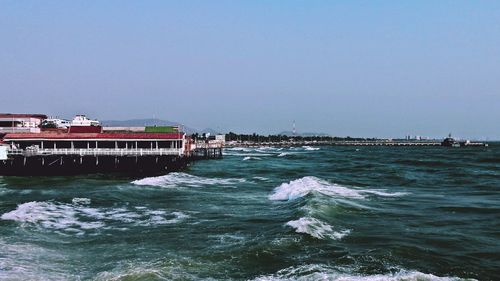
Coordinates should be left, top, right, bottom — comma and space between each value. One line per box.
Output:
101, 119, 198, 134
278, 131, 330, 137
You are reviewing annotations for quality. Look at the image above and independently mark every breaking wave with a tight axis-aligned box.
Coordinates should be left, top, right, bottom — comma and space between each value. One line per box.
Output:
302, 146, 320, 151
269, 176, 407, 201
132, 172, 246, 188
286, 217, 350, 240
243, 156, 262, 161
1, 200, 189, 235
252, 264, 475, 281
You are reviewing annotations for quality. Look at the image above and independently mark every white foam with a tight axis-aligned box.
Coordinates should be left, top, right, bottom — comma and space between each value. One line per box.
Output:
257, 146, 282, 151
269, 177, 365, 201
243, 156, 262, 161
302, 146, 320, 151
132, 172, 245, 188
72, 197, 91, 205
208, 233, 249, 248
362, 190, 408, 197
225, 147, 253, 152
1, 200, 189, 235
278, 152, 290, 157
286, 217, 350, 240
252, 264, 475, 281
269, 177, 407, 201
225, 147, 283, 157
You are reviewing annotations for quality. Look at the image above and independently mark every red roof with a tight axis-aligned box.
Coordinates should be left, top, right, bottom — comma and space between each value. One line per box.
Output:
3, 132, 183, 140
0, 113, 48, 119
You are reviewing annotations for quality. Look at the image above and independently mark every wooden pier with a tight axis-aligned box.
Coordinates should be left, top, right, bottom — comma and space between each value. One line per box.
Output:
190, 142, 223, 159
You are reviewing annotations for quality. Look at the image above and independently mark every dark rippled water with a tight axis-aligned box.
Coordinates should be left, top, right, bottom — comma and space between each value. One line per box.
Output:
1, 144, 499, 280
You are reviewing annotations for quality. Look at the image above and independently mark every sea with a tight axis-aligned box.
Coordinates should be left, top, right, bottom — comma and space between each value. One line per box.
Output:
0, 144, 499, 280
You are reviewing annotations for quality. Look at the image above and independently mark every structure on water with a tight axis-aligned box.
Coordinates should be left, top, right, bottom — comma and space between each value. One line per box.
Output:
0, 114, 223, 176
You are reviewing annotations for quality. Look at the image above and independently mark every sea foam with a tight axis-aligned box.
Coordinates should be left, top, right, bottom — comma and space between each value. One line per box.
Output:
1, 200, 189, 235
243, 156, 262, 161
286, 217, 350, 240
302, 146, 320, 151
252, 264, 476, 281
132, 172, 245, 188
269, 176, 407, 201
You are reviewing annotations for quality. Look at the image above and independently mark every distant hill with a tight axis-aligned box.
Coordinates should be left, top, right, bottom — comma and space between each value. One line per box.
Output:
101, 119, 198, 134
278, 131, 330, 137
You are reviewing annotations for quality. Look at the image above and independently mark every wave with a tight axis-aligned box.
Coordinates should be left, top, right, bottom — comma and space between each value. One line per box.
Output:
286, 217, 350, 240
225, 146, 287, 157
302, 146, 320, 151
0, 187, 11, 195
225, 147, 254, 152
269, 177, 364, 201
361, 190, 409, 197
395, 159, 452, 167
252, 264, 475, 281
0, 238, 76, 281
1, 200, 189, 235
131, 172, 246, 188
72, 197, 91, 205
225, 153, 275, 157
243, 156, 262, 161
94, 258, 209, 281
226, 146, 283, 151
269, 177, 407, 201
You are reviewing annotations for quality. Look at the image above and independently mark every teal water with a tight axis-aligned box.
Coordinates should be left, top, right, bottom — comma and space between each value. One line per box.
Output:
1, 145, 499, 280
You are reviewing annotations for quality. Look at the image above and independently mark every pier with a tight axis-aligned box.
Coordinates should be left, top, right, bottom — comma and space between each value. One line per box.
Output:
190, 141, 223, 159
0, 130, 224, 176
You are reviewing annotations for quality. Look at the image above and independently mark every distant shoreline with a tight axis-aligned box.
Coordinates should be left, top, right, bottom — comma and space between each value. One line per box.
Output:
224, 140, 490, 147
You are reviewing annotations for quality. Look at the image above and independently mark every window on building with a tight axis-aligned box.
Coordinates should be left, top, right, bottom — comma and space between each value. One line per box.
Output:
55, 141, 71, 149
73, 141, 88, 149
98, 141, 115, 149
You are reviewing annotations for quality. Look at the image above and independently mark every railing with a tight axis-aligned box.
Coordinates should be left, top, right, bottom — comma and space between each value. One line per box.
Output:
192, 141, 224, 149
7, 148, 183, 157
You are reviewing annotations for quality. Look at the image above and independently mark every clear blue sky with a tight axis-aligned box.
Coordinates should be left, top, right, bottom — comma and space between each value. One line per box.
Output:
1, 1, 499, 139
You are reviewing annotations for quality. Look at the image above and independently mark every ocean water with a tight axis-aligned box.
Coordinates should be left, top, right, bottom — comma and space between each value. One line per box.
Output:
1, 144, 499, 280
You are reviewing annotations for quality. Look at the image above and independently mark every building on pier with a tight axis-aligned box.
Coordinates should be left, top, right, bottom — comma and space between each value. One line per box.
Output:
0, 114, 223, 176
0, 113, 47, 133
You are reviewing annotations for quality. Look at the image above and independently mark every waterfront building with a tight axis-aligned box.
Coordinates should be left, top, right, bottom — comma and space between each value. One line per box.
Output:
0, 113, 47, 133
0, 113, 222, 176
